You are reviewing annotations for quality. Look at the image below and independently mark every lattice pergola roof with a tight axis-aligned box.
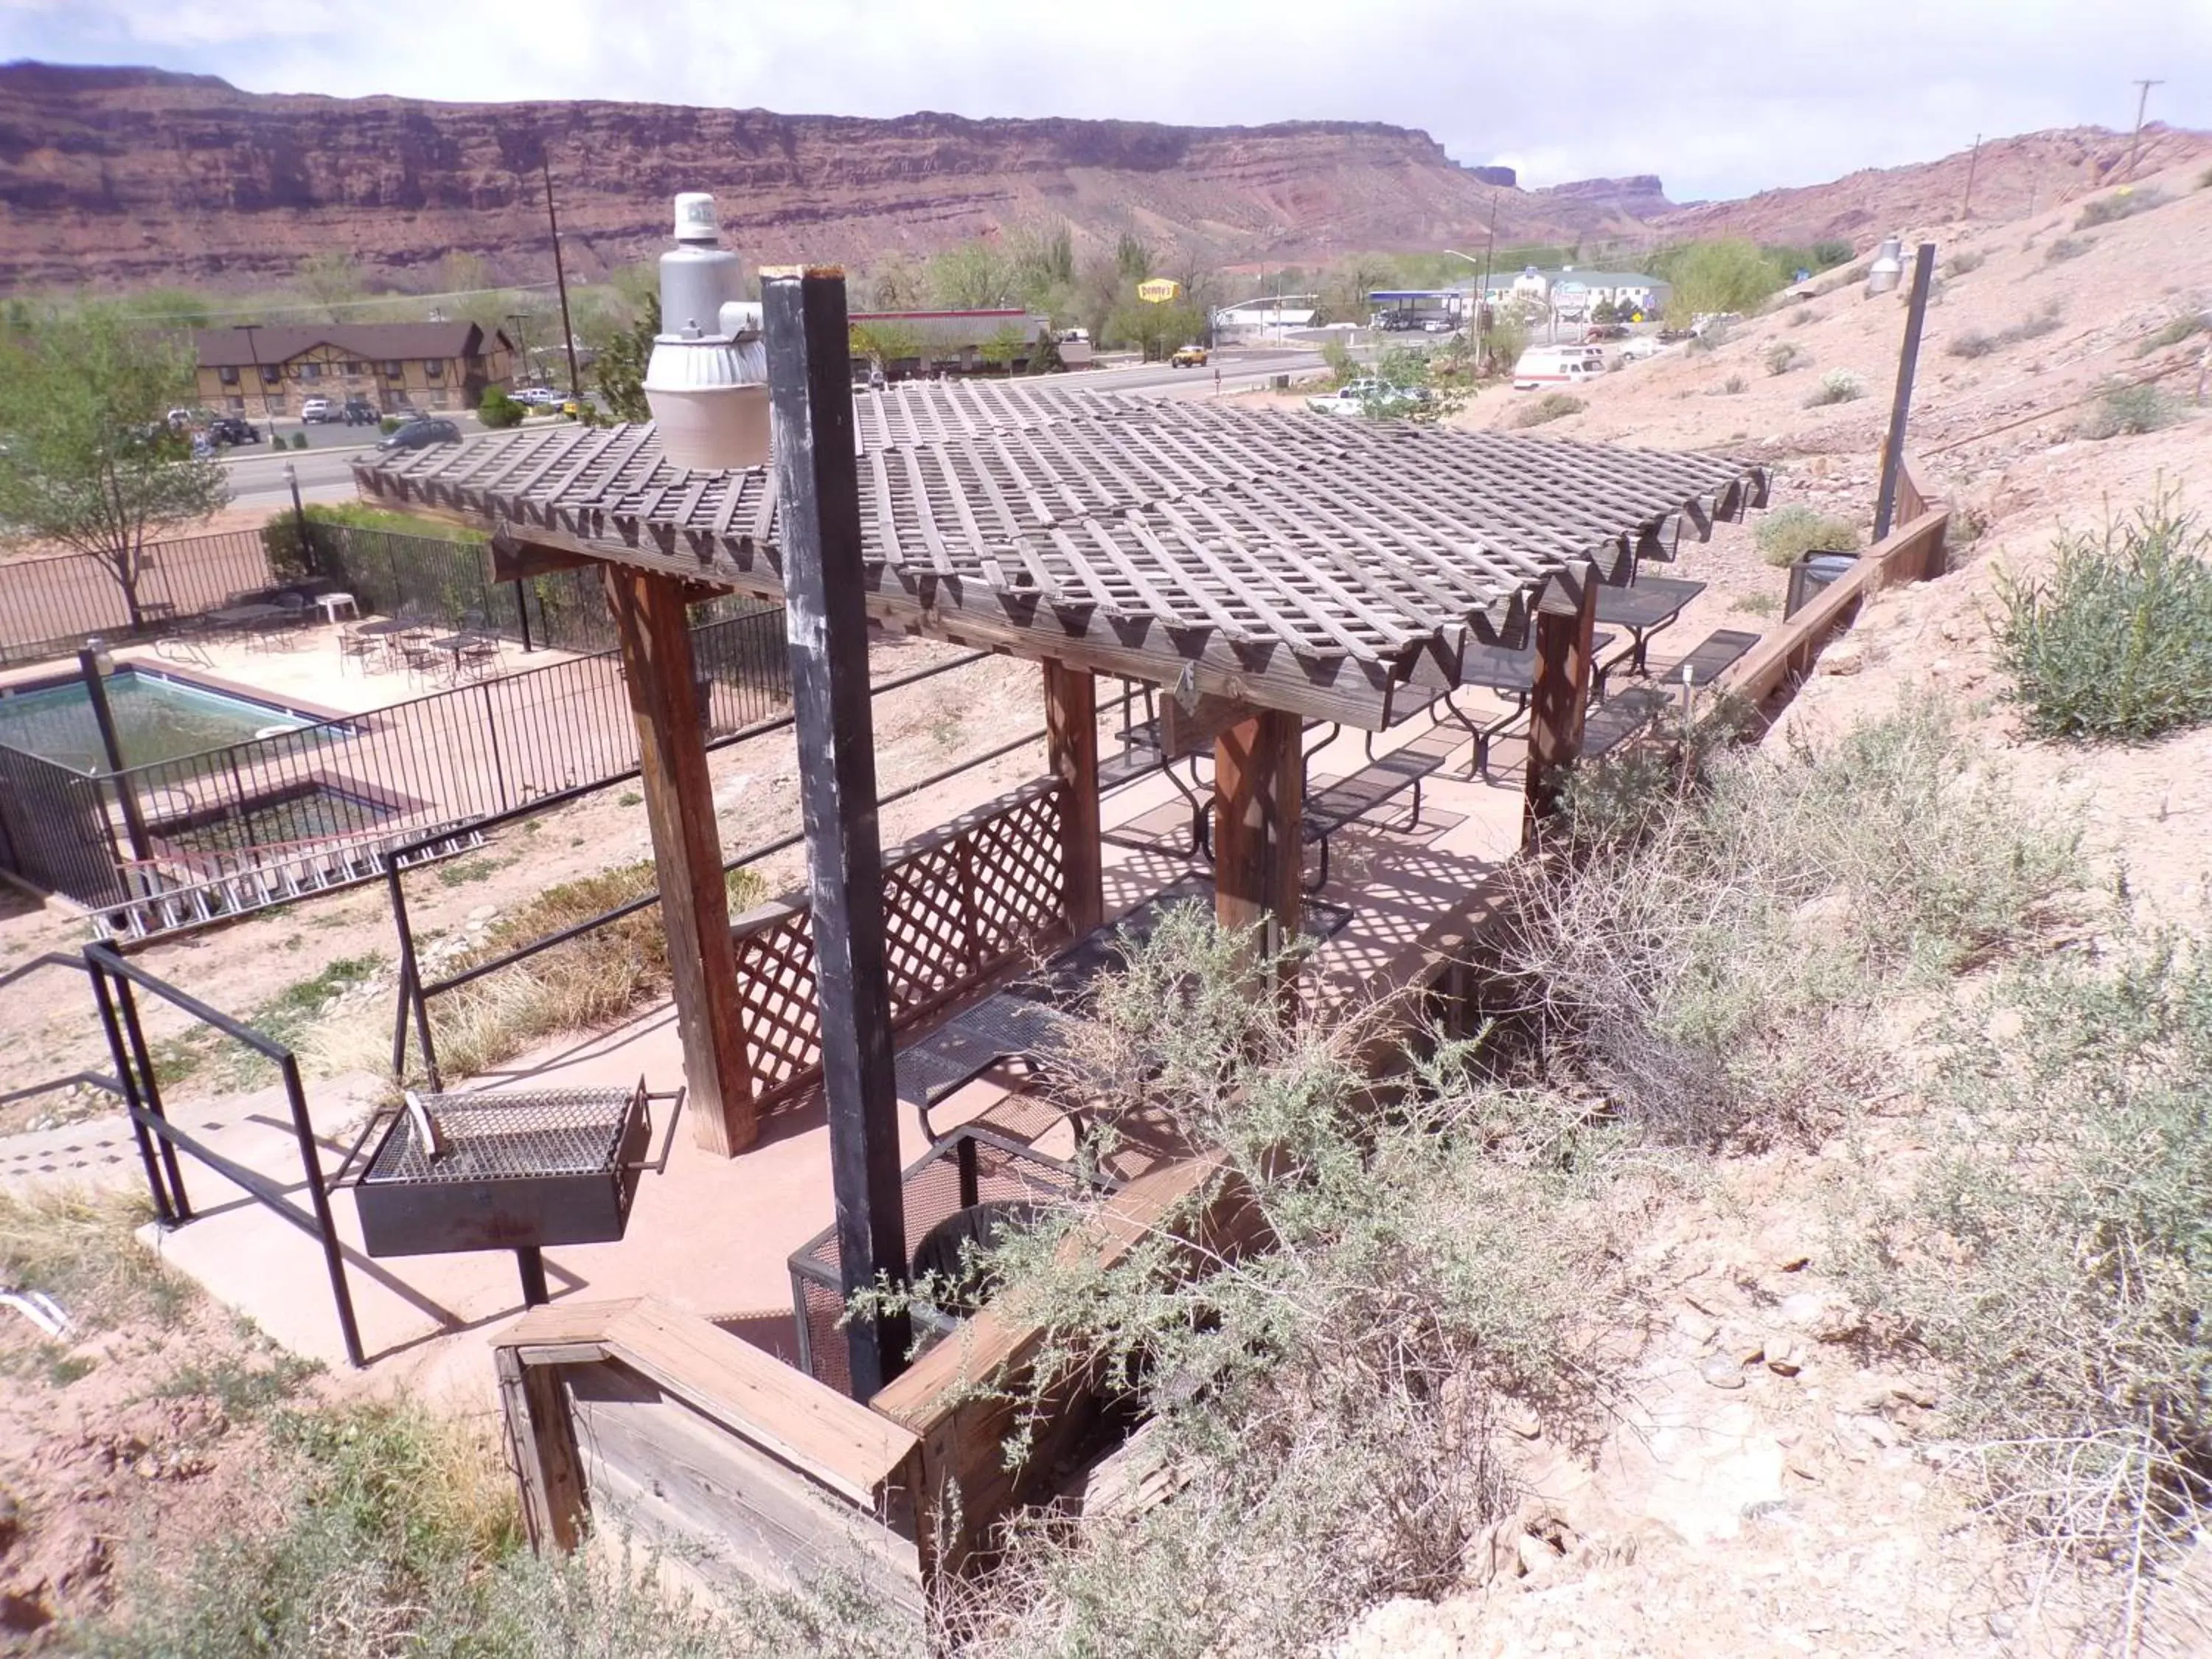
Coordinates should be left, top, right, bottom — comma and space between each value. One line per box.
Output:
351, 378, 1766, 728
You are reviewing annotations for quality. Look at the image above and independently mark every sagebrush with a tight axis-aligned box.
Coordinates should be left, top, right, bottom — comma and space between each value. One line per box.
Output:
2080, 383, 2181, 440
1513, 392, 1585, 428
1754, 502, 1860, 567
1492, 699, 2079, 1147
1994, 488, 2212, 741
1804, 369, 1864, 406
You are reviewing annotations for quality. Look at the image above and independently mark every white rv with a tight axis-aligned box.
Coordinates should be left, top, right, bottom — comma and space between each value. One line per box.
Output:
1512, 345, 1610, 390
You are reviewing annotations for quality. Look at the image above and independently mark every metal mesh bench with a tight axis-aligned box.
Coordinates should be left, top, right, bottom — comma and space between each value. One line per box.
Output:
1652, 627, 1759, 689
1301, 723, 1464, 891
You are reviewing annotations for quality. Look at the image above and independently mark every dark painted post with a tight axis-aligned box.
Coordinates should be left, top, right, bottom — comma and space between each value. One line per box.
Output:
762, 266, 910, 1399
1873, 242, 1936, 541
79, 645, 153, 878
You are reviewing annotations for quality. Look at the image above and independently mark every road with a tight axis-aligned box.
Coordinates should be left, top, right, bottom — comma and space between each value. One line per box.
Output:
219, 349, 1330, 514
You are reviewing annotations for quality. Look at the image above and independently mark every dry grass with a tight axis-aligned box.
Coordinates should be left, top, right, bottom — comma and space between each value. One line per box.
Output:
0, 1185, 186, 1329
425, 860, 765, 1079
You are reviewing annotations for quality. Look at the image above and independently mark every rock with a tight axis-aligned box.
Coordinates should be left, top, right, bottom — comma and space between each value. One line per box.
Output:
466, 905, 496, 924
1700, 1356, 1747, 1390
1821, 639, 1866, 676
1673, 1310, 1719, 1346
1733, 1335, 1768, 1367
1986, 1006, 2025, 1044
1773, 1249, 1812, 1273
1516, 1531, 1562, 1583
1500, 1402, 1543, 1441
1764, 1336, 1803, 1376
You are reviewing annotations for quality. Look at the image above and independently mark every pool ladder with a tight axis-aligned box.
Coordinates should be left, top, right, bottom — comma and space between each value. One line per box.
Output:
93, 820, 488, 942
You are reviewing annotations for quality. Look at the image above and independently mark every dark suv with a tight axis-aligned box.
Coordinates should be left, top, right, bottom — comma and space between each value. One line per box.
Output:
206, 414, 260, 446
377, 417, 463, 451
341, 397, 380, 426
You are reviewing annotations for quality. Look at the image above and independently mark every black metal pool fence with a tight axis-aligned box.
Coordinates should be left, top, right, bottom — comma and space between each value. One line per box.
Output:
0, 605, 791, 913
0, 529, 276, 667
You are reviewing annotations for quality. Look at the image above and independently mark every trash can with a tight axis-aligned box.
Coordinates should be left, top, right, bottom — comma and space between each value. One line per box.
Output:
1785, 550, 1861, 619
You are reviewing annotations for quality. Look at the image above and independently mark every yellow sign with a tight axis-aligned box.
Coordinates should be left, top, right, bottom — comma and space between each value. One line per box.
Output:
1136, 278, 1181, 305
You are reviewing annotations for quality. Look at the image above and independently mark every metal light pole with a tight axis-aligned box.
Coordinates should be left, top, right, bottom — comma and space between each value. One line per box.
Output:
79, 642, 153, 878
1961, 134, 1982, 219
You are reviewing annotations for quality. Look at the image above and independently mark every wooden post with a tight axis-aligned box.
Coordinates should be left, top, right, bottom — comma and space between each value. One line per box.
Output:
764, 265, 911, 1400
1043, 661, 1103, 936
1874, 243, 1936, 542
1521, 565, 1599, 847
602, 564, 757, 1155
1213, 707, 1302, 986
495, 1347, 585, 1553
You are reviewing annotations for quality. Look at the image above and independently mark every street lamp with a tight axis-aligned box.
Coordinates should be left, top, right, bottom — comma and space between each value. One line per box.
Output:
642, 193, 771, 470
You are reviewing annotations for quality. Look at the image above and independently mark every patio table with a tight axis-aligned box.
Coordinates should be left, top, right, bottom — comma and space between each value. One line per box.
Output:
1594, 576, 1704, 679
1450, 627, 1618, 776
209, 602, 288, 630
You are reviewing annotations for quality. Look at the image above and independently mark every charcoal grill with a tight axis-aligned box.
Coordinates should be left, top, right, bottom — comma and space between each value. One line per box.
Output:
335, 1079, 680, 1307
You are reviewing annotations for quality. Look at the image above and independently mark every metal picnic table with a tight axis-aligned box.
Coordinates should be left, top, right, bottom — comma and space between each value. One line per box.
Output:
1595, 575, 1705, 684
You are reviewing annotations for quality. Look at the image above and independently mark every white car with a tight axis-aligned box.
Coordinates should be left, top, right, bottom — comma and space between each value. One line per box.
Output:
1620, 336, 1669, 362
299, 397, 333, 422
511, 386, 566, 408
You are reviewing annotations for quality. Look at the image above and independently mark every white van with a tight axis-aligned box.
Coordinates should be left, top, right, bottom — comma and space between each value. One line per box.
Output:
1512, 345, 1609, 390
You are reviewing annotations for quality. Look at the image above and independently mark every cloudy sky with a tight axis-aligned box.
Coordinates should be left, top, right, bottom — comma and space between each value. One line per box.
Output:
4, 0, 2208, 201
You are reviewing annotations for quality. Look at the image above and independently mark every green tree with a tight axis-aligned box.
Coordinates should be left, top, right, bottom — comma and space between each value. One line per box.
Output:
927, 240, 1018, 309
1590, 298, 1619, 325
296, 249, 363, 321
591, 291, 658, 422
865, 251, 928, 312
1644, 239, 1787, 323
1114, 231, 1154, 282
1106, 296, 1203, 362
0, 307, 229, 627
979, 322, 1028, 377
849, 319, 924, 374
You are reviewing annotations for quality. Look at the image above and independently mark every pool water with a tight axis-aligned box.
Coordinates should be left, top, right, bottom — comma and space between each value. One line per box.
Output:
0, 669, 313, 772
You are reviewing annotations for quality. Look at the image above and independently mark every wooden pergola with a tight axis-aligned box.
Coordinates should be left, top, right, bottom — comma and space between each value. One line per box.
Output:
352, 378, 1765, 1163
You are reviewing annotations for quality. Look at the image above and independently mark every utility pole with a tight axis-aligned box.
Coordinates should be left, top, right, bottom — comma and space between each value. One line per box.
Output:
2125, 80, 2163, 181
1961, 134, 1981, 219
507, 311, 535, 386
1874, 243, 1937, 541
543, 150, 583, 403
240, 323, 271, 422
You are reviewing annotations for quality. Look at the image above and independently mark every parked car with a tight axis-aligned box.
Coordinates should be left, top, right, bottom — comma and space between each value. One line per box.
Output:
511, 386, 566, 408
299, 397, 334, 423
206, 414, 260, 446
1305, 378, 1430, 417
341, 397, 380, 425
1169, 344, 1209, 367
1620, 335, 1669, 362
377, 417, 463, 451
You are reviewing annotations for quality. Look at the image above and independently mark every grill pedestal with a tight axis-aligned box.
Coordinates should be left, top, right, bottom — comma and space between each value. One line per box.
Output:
338, 1082, 675, 1308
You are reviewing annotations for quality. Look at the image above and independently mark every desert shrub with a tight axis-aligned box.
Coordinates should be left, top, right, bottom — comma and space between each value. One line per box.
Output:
1761, 340, 1801, 375
1804, 368, 1865, 406
909, 908, 1630, 1658
2075, 186, 2166, 228
428, 859, 766, 1079
1846, 930, 2211, 1576
2045, 236, 2092, 263
289, 431, 309, 451
1947, 330, 1995, 359
1994, 489, 2212, 741
81, 1395, 913, 1657
477, 386, 524, 429
1753, 503, 1861, 567
1713, 373, 1747, 396
1491, 700, 2079, 1147
378, 414, 404, 434
2079, 382, 2181, 440
1945, 248, 1986, 277
1686, 321, 1731, 352
1790, 306, 1815, 326
2006, 301, 2064, 341
1513, 392, 1585, 428
2133, 312, 2208, 357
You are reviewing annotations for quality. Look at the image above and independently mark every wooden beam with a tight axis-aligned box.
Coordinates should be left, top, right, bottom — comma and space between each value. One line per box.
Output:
603, 563, 757, 1155
764, 266, 911, 1400
1521, 561, 1599, 846
1213, 706, 1303, 984
489, 530, 602, 583
1042, 661, 1104, 936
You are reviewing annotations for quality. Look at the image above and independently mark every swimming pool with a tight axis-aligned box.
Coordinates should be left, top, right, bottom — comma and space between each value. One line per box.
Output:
0, 667, 323, 772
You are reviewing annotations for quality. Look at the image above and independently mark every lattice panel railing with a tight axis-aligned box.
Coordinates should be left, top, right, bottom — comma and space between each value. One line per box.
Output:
731, 779, 1069, 1114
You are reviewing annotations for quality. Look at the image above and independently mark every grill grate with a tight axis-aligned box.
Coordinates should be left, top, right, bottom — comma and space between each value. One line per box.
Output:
364, 1085, 642, 1186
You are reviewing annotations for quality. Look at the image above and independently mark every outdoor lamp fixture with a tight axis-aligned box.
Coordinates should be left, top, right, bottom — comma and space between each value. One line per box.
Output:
642, 192, 771, 470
